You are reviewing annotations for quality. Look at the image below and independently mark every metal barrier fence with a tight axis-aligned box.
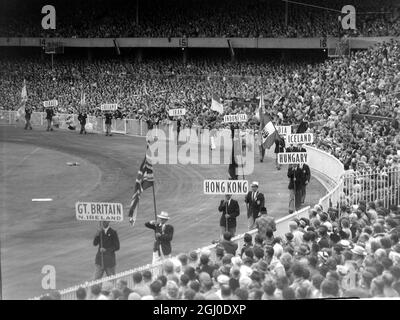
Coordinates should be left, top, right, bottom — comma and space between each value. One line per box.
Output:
341, 168, 400, 208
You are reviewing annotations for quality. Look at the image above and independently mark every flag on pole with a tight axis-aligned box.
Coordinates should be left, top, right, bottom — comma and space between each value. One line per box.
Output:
80, 90, 86, 107
21, 79, 27, 103
254, 93, 264, 120
211, 95, 224, 114
16, 80, 27, 121
260, 113, 278, 150
128, 152, 154, 226
228, 126, 238, 180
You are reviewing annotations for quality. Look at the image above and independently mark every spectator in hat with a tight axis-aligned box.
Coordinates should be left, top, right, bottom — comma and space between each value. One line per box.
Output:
245, 181, 265, 230
145, 211, 174, 264
188, 251, 199, 268
255, 207, 276, 241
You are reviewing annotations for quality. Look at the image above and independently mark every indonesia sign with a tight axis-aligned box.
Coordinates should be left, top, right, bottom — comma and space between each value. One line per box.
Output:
101, 103, 118, 111
276, 126, 291, 137
277, 152, 308, 165
43, 100, 58, 108
286, 133, 314, 145
204, 180, 249, 195
223, 114, 248, 123
75, 202, 124, 222
168, 108, 186, 117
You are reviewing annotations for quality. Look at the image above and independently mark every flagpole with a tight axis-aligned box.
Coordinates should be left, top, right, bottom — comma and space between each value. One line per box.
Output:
0, 231, 3, 300
146, 141, 158, 239
237, 127, 246, 180
152, 184, 158, 240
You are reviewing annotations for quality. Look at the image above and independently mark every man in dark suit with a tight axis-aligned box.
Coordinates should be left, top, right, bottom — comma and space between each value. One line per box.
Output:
145, 211, 174, 264
45, 107, 54, 131
218, 194, 240, 238
24, 107, 32, 130
299, 163, 311, 204
245, 181, 265, 230
93, 221, 120, 279
78, 110, 87, 134
274, 135, 286, 170
288, 164, 306, 213
104, 112, 113, 136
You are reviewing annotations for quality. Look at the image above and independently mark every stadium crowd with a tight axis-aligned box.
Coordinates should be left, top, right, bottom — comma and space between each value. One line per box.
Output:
1, 0, 400, 38
40, 198, 400, 300
1, 40, 399, 173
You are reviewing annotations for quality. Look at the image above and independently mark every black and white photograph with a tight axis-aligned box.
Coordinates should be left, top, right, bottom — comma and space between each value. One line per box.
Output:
0, 0, 400, 306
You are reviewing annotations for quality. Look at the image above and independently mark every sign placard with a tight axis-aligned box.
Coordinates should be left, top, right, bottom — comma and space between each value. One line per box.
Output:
277, 152, 308, 165
203, 180, 249, 195
43, 100, 58, 108
101, 104, 118, 111
286, 133, 314, 145
75, 202, 124, 222
168, 108, 186, 117
223, 114, 248, 123
276, 125, 291, 137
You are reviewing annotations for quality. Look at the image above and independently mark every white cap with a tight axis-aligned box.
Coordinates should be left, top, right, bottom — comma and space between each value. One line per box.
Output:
251, 181, 259, 187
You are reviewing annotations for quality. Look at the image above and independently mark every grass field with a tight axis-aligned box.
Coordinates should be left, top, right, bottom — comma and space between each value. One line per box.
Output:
0, 125, 326, 299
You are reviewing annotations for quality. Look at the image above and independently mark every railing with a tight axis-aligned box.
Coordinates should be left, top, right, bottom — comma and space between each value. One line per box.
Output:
341, 168, 400, 208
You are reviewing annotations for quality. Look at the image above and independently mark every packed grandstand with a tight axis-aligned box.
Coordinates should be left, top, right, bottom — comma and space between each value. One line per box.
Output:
0, 0, 400, 300
1, 0, 400, 38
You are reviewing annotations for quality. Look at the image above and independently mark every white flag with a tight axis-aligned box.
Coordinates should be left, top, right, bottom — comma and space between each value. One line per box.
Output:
211, 95, 224, 114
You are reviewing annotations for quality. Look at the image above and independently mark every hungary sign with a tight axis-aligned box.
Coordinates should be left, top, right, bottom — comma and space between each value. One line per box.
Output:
101, 103, 118, 111
277, 152, 308, 165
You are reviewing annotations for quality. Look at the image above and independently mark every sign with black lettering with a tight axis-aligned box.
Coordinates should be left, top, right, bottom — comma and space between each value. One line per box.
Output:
179, 37, 188, 47
223, 114, 248, 123
203, 180, 249, 195
286, 133, 314, 145
276, 125, 291, 137
101, 104, 118, 111
43, 100, 58, 108
75, 202, 124, 222
277, 152, 308, 165
168, 108, 186, 117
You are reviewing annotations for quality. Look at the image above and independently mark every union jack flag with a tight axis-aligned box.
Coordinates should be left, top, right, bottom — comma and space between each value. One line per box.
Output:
128, 152, 154, 226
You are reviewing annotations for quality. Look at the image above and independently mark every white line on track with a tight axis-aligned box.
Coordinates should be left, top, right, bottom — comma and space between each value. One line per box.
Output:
0, 147, 40, 179
32, 198, 53, 202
